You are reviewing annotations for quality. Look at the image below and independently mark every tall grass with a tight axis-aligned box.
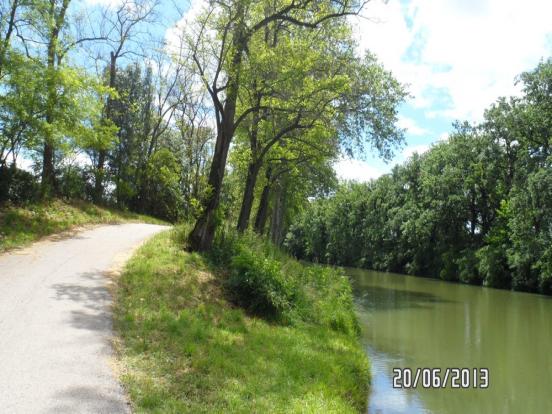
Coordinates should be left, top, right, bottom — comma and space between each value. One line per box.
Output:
208, 227, 360, 336
114, 227, 369, 413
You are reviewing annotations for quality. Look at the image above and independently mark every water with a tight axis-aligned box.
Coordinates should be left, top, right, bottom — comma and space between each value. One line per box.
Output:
348, 268, 552, 414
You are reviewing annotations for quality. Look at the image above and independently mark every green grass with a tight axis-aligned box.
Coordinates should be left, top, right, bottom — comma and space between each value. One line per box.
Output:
0, 199, 166, 252
114, 229, 369, 413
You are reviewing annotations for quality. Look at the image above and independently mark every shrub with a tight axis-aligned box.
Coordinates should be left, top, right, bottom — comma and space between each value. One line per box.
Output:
456, 248, 481, 284
477, 245, 511, 289
302, 266, 359, 337
207, 227, 360, 334
209, 225, 243, 266
228, 247, 296, 320
139, 149, 183, 222
0, 165, 39, 204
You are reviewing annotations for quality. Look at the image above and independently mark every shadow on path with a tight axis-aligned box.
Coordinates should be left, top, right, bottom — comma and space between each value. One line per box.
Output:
48, 385, 129, 414
50, 271, 112, 332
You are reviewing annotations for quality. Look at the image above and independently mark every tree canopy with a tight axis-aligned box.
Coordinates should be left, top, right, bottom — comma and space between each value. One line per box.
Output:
286, 59, 552, 294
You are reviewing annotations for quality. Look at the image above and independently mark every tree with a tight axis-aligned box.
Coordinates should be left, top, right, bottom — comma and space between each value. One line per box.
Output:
0, 0, 20, 79
232, 14, 406, 232
182, 0, 370, 251
285, 58, 552, 295
6, 0, 114, 197
40, 0, 72, 196
86, 0, 157, 203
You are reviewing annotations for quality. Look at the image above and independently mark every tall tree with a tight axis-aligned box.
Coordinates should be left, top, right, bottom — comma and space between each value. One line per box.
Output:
182, 0, 369, 251
90, 0, 157, 202
40, 0, 71, 196
0, 0, 20, 79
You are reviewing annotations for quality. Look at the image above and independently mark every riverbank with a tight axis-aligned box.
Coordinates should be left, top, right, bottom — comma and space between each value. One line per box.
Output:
114, 228, 369, 413
0, 199, 165, 252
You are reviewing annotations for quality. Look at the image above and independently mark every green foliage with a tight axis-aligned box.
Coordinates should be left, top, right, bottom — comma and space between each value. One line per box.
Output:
456, 249, 481, 284
302, 266, 359, 336
477, 245, 510, 289
228, 247, 296, 319
0, 166, 40, 204
210, 227, 360, 335
139, 148, 183, 222
287, 59, 552, 295
114, 229, 369, 413
56, 165, 89, 200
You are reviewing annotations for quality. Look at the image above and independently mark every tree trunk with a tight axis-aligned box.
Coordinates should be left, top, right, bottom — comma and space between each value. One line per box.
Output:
270, 181, 285, 245
237, 161, 261, 232
41, 28, 58, 198
188, 124, 233, 250
40, 0, 70, 198
0, 0, 18, 78
93, 149, 106, 203
41, 141, 55, 197
188, 19, 246, 251
254, 168, 272, 234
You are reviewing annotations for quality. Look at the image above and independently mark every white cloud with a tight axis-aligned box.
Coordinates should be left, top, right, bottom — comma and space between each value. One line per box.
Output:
438, 132, 449, 142
352, 0, 552, 121
351, 0, 411, 74
402, 144, 430, 158
397, 115, 428, 136
164, 0, 207, 55
333, 158, 385, 182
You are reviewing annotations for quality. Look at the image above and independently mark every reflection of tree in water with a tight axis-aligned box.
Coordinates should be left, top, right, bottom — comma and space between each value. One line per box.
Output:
354, 285, 454, 311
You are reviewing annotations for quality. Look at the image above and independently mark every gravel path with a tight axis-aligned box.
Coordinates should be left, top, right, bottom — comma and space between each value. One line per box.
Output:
0, 223, 169, 414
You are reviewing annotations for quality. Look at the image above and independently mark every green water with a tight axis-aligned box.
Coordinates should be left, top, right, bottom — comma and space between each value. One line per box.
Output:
348, 268, 552, 414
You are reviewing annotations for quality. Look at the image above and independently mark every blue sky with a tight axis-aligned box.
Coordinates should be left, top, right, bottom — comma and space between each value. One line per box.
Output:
335, 0, 552, 181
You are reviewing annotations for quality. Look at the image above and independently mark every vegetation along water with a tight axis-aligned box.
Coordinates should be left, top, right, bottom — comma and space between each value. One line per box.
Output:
286, 61, 552, 296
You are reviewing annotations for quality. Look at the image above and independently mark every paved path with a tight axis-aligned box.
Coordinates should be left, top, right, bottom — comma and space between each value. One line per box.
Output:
0, 223, 169, 414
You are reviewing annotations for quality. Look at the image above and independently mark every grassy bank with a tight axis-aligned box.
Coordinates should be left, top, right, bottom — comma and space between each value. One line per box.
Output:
114, 228, 369, 413
0, 199, 165, 252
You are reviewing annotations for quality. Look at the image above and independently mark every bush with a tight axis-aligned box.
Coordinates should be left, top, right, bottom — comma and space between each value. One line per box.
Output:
0, 165, 40, 204
139, 149, 183, 222
439, 250, 459, 281
228, 247, 296, 319
208, 228, 360, 334
302, 266, 359, 337
209, 225, 243, 266
477, 245, 511, 289
456, 248, 481, 284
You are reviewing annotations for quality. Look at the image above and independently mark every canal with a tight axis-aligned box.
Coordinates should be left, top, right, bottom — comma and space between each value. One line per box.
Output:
348, 268, 552, 414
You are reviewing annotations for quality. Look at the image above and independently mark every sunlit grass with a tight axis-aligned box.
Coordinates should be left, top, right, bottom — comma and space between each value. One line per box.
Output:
0, 199, 166, 252
114, 230, 369, 413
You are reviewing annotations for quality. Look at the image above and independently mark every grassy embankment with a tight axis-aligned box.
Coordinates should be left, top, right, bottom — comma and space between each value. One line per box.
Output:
0, 199, 165, 252
114, 227, 369, 413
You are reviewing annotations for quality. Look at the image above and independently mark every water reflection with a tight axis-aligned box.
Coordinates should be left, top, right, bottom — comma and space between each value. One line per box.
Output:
366, 346, 429, 414
354, 285, 454, 311
348, 269, 552, 414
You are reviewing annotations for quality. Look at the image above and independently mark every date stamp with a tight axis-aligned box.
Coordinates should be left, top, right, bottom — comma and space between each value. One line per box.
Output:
392, 368, 489, 389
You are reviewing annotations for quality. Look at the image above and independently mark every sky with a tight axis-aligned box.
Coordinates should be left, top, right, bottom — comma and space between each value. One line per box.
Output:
335, 0, 552, 182
36, 0, 550, 179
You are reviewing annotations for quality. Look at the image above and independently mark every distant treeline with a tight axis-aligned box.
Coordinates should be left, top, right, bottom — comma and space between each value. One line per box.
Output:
286, 59, 552, 294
